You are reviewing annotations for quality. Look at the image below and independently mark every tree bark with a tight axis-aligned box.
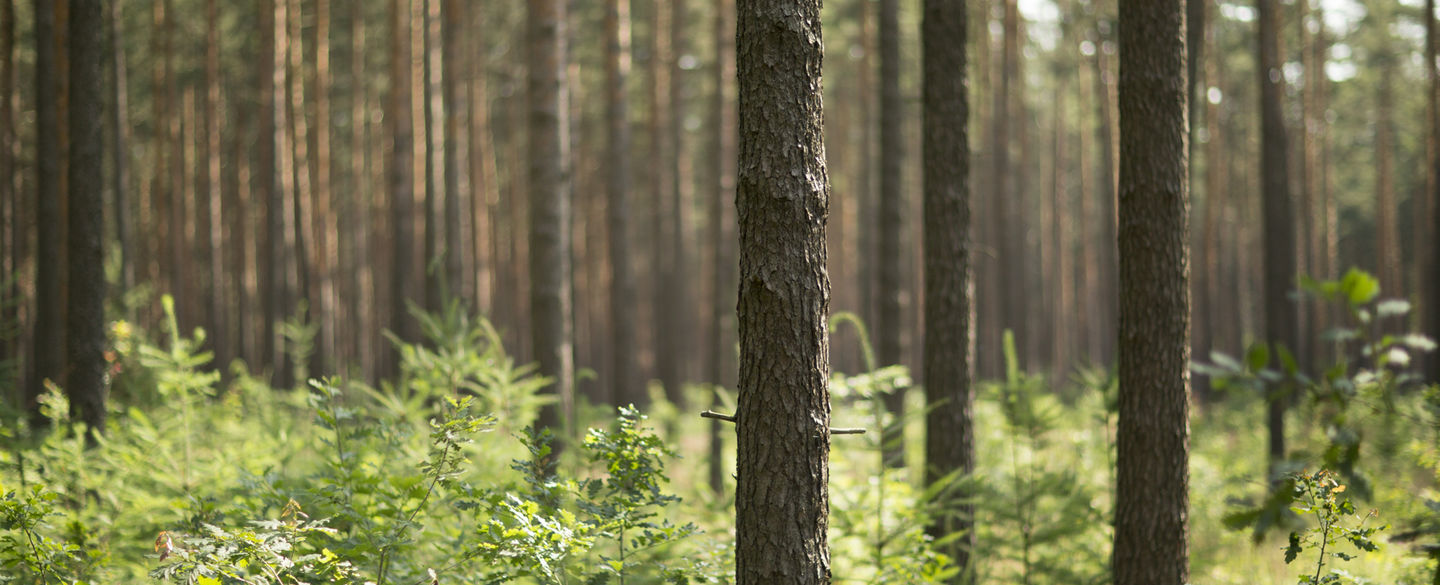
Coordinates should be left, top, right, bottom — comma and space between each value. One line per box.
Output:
734, 0, 832, 583
389, 0, 419, 374
1258, 0, 1295, 469
877, 0, 907, 467
1375, 44, 1401, 300
664, 0, 693, 401
921, 0, 975, 578
1113, 0, 1190, 583
202, 0, 227, 371
1428, 0, 1440, 384
0, 0, 12, 400
67, 0, 104, 441
605, 0, 638, 406
528, 0, 573, 447
313, 0, 336, 375
441, 0, 464, 305
29, 0, 63, 426
107, 0, 132, 303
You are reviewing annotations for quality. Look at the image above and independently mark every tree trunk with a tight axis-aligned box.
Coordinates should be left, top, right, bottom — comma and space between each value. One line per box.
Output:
67, 0, 104, 441
734, 0, 832, 583
1375, 47, 1401, 300
665, 0, 693, 401
349, 0, 374, 382
1428, 0, 1440, 384
107, 0, 132, 303
877, 0, 907, 467
259, 0, 289, 387
528, 0, 573, 447
708, 0, 737, 496
649, 0, 672, 404
313, 0, 336, 375
422, 0, 442, 314
1091, 6, 1118, 368
390, 0, 419, 373
29, 0, 63, 426
1114, 0, 1190, 583
0, 0, 13, 400
202, 0, 227, 371
921, 0, 975, 578
1259, 0, 1295, 469
441, 0, 464, 305
605, 0, 638, 406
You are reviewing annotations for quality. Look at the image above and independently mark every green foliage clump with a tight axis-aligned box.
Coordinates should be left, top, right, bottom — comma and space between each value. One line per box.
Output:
1284, 470, 1385, 585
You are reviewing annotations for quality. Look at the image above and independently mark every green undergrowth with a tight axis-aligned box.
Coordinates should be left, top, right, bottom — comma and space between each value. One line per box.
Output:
2, 268, 1440, 584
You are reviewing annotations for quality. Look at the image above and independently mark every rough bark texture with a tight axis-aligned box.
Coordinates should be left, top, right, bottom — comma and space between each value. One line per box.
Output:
921, 0, 975, 578
1258, 0, 1295, 468
1113, 0, 1190, 584
529, 0, 573, 443
67, 0, 104, 440
734, 0, 832, 582
604, 0, 636, 405
877, 0, 906, 468
29, 0, 63, 426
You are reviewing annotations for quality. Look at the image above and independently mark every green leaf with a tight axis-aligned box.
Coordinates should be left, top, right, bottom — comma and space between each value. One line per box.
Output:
1339, 269, 1380, 306
1285, 532, 1302, 564
1246, 343, 1271, 371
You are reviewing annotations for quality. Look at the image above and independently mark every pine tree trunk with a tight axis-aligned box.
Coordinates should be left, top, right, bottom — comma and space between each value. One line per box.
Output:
921, 0, 975, 578
877, 0, 907, 467
389, 0, 418, 374
605, 0, 638, 406
734, 1, 832, 582
1259, 0, 1296, 468
528, 0, 573, 447
1113, 0, 1190, 582
29, 0, 63, 426
67, 0, 105, 441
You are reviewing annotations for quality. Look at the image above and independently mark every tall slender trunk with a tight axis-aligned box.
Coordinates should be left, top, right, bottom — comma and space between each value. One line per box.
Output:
349, 0, 373, 381
605, 0, 638, 406
1259, 0, 1296, 469
29, 0, 63, 425
528, 0, 573, 448
390, 0, 418, 374
649, 0, 672, 402
441, 0, 464, 304
1375, 51, 1401, 301
0, 0, 14, 398
708, 0, 736, 496
67, 0, 105, 440
202, 0, 227, 371
107, 0, 132, 302
664, 0, 693, 401
921, 0, 975, 576
423, 0, 442, 314
734, 0, 832, 580
1114, 0, 1190, 581
313, 0, 336, 375
877, 0, 907, 467
1427, 0, 1440, 383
